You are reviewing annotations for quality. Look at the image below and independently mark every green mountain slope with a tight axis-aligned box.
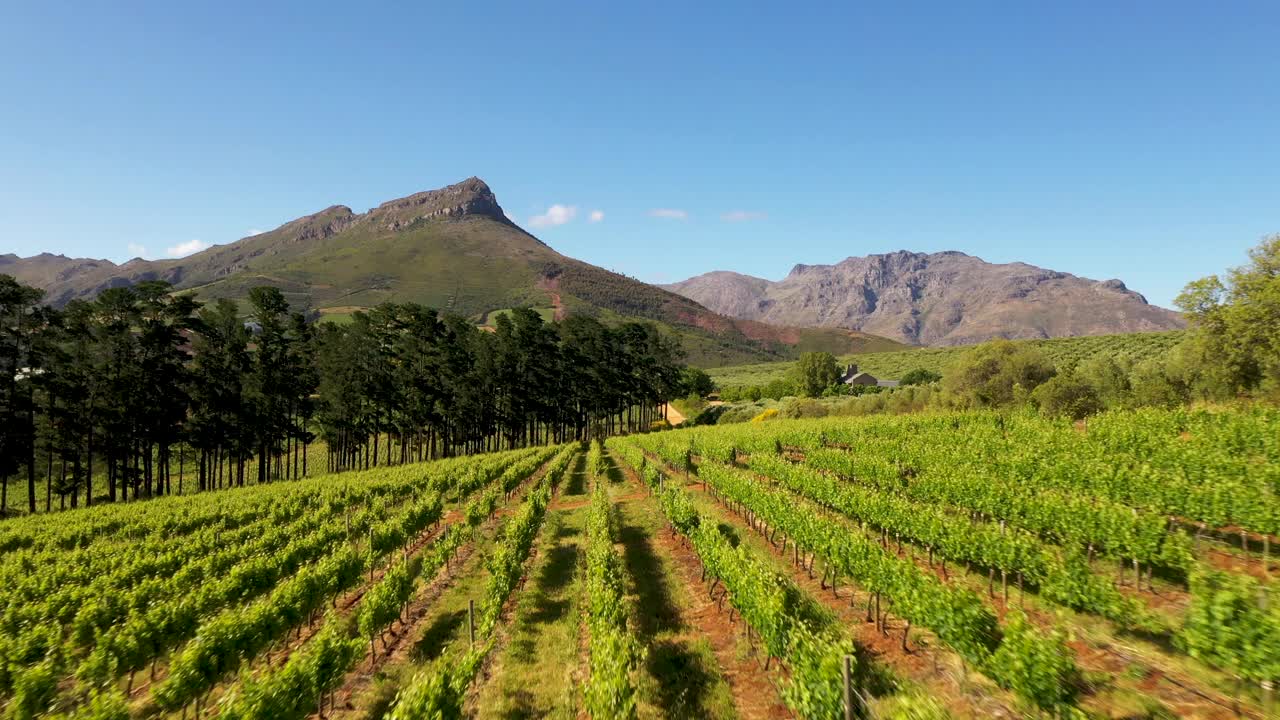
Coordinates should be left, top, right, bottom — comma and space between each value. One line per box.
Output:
1, 178, 905, 366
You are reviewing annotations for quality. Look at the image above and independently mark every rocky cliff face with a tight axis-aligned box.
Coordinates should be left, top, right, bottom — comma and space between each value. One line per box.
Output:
365, 177, 517, 232
664, 250, 1185, 346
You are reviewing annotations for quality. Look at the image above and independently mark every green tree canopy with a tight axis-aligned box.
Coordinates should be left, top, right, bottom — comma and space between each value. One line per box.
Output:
942, 339, 1055, 408
679, 367, 715, 397
1176, 234, 1280, 397
1031, 370, 1104, 420
790, 351, 841, 398
899, 368, 942, 386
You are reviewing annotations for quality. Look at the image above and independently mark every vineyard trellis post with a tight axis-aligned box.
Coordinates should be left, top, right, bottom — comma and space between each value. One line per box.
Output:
843, 654, 855, 720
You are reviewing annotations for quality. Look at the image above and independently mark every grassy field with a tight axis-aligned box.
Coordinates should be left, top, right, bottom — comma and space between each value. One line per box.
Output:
709, 329, 1186, 387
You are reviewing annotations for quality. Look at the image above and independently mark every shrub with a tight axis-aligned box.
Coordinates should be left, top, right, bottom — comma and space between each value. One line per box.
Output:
780, 398, 829, 420
1032, 371, 1104, 420
942, 340, 1055, 408
899, 368, 942, 386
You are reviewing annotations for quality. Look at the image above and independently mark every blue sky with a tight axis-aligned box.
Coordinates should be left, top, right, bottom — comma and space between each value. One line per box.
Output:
2, 2, 1277, 308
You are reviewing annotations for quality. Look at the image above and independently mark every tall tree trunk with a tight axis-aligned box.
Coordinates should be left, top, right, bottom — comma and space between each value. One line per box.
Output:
45, 440, 53, 511
26, 389, 36, 513
85, 429, 93, 506
70, 454, 80, 508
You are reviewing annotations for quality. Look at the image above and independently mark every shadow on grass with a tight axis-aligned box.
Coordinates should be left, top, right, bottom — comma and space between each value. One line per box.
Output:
617, 507, 730, 718
619, 524, 681, 637
564, 456, 588, 496
496, 689, 540, 720
716, 522, 742, 548
644, 639, 724, 720
508, 510, 580, 665
412, 609, 466, 663
605, 455, 626, 484
526, 544, 579, 625
356, 677, 403, 720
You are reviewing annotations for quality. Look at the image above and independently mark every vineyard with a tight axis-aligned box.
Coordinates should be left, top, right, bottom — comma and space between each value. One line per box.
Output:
0, 404, 1277, 719
708, 330, 1186, 389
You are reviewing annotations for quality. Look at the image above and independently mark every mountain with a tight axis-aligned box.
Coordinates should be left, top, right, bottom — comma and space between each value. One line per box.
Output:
662, 250, 1185, 346
0, 178, 906, 366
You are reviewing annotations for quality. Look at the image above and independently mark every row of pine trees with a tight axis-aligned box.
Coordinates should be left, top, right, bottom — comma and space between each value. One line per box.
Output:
0, 276, 684, 513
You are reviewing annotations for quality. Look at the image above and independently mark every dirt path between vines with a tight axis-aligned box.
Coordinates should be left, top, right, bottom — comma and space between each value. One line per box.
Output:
614, 456, 790, 719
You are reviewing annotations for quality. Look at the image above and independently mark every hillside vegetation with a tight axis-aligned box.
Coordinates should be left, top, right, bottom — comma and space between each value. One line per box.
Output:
709, 330, 1186, 389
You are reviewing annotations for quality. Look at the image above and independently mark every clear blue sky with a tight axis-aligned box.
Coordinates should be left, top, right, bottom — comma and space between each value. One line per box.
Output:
3, 2, 1277, 308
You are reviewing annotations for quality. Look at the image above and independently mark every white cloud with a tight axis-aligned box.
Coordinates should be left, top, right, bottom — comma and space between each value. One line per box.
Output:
588, 209, 605, 223
126, 243, 148, 258
721, 210, 767, 222
166, 239, 211, 258
528, 204, 578, 228
648, 208, 688, 220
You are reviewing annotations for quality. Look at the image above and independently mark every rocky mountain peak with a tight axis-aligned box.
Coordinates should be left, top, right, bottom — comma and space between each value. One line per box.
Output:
367, 176, 509, 230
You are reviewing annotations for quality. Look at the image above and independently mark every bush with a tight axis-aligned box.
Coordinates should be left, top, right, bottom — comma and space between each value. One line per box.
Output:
715, 402, 769, 424
942, 339, 1055, 408
1032, 371, 1104, 420
690, 405, 728, 426
780, 398, 829, 420
899, 368, 942, 386
672, 392, 707, 419
1075, 356, 1131, 407
751, 408, 780, 423
762, 378, 796, 400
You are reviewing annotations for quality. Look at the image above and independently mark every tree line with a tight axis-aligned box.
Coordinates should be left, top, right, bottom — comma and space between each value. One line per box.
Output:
0, 280, 685, 514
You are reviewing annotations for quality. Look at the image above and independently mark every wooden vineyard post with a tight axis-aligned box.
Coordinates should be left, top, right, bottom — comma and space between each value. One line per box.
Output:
843, 654, 855, 720
469, 599, 476, 648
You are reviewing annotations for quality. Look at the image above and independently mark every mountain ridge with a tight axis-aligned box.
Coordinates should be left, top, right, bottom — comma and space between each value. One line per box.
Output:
663, 249, 1185, 346
0, 178, 905, 366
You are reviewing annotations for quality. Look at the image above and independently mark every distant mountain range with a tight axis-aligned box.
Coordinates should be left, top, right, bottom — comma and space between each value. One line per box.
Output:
0, 178, 903, 366
663, 251, 1185, 346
